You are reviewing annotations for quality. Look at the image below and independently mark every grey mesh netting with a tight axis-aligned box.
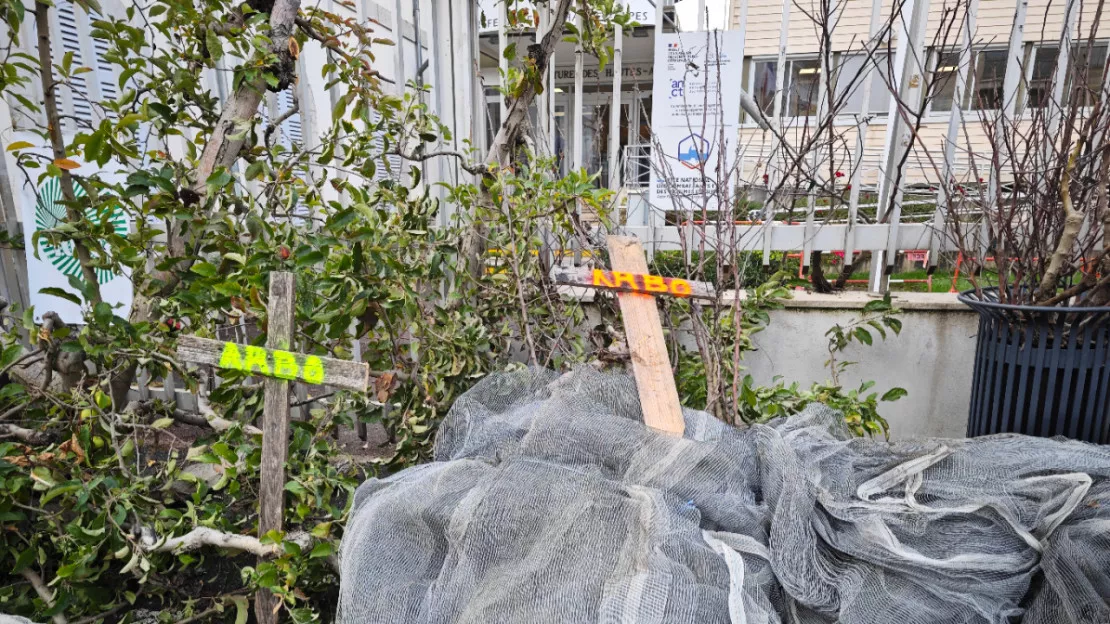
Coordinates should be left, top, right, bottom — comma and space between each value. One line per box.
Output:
337, 368, 1110, 623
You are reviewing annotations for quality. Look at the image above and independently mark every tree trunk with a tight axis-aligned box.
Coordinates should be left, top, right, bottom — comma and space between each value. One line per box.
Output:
34, 1, 102, 306
809, 251, 835, 293
119, 0, 304, 402
1035, 143, 1084, 304
458, 0, 575, 285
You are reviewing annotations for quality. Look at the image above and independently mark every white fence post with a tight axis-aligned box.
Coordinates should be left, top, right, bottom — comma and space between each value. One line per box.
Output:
930, 0, 980, 273
868, 0, 932, 294
761, 0, 792, 265
844, 0, 886, 271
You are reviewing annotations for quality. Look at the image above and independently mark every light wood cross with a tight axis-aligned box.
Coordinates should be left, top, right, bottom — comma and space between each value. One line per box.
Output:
176, 271, 368, 623
554, 235, 716, 437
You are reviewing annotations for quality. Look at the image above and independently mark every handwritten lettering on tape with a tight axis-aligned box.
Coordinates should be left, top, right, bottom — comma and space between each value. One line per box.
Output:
176, 335, 369, 391
217, 342, 326, 384
590, 269, 697, 298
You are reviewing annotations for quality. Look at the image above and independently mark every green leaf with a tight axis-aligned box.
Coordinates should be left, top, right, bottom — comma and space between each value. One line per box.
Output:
205, 28, 223, 62
13, 547, 35, 573
309, 541, 335, 559
41, 479, 84, 503
295, 250, 325, 266
232, 596, 248, 624
205, 168, 232, 191
190, 262, 218, 278
853, 327, 872, 346
38, 287, 82, 305
151, 417, 175, 429
30, 466, 55, 489
884, 317, 903, 334
310, 521, 332, 538
6, 140, 33, 151
245, 160, 266, 180
93, 301, 112, 325
863, 298, 890, 313
881, 387, 908, 401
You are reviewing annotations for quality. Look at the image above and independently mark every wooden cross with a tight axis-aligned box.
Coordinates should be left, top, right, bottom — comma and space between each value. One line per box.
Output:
554, 236, 716, 437
176, 271, 368, 623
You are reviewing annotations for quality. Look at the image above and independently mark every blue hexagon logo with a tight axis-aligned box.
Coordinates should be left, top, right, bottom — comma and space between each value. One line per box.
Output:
677, 134, 710, 169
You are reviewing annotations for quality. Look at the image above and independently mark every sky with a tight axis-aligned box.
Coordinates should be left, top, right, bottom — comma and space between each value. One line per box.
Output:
674, 0, 732, 30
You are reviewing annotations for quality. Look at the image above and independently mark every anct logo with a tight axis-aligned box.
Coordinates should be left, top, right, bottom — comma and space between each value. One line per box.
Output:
669, 79, 684, 99
677, 134, 710, 169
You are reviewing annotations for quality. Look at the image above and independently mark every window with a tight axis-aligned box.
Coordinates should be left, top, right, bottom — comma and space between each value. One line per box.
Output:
971, 49, 1008, 110
927, 47, 1010, 112
930, 51, 963, 113
1030, 43, 1109, 108
1027, 46, 1059, 109
747, 58, 820, 118
1072, 44, 1108, 107
835, 54, 892, 116
786, 59, 821, 116
751, 60, 777, 116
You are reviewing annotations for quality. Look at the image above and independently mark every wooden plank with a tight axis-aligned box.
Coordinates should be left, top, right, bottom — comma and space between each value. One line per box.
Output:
552, 266, 716, 300
606, 235, 685, 437
256, 272, 294, 624
176, 335, 369, 392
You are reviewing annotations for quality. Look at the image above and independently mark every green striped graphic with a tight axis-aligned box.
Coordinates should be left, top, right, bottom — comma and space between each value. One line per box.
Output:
35, 178, 127, 285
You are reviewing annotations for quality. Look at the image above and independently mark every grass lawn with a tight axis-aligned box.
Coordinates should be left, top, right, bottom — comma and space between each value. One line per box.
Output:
834, 267, 993, 293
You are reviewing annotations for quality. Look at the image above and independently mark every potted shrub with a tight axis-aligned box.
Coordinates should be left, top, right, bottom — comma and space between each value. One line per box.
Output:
944, 40, 1110, 443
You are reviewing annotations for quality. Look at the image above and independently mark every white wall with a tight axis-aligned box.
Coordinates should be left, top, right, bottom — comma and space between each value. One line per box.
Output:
684, 291, 978, 439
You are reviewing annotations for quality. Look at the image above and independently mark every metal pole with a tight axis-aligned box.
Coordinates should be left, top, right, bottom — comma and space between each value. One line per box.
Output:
393, 0, 408, 87
844, 0, 885, 270
548, 2, 556, 157
499, 0, 508, 122
1047, 0, 1079, 141
980, 0, 1028, 269
761, 0, 791, 265
929, 0, 978, 272
697, 0, 706, 30
608, 24, 623, 190
801, 0, 838, 274
412, 0, 424, 91
452, 0, 478, 176
536, 3, 549, 156
868, 0, 931, 294
391, 0, 408, 181
648, 0, 668, 239
572, 10, 584, 171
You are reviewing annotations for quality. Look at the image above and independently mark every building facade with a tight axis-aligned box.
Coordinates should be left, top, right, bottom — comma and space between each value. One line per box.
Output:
728, 0, 1110, 184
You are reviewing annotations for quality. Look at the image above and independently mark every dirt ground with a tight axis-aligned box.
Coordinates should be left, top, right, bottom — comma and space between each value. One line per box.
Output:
335, 421, 395, 462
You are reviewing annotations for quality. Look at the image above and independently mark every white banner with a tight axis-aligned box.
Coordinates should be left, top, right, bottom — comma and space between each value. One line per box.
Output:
20, 169, 132, 321
648, 31, 744, 213
477, 0, 655, 33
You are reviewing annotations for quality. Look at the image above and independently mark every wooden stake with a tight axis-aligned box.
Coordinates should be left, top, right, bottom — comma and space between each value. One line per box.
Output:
256, 271, 295, 624
606, 236, 685, 436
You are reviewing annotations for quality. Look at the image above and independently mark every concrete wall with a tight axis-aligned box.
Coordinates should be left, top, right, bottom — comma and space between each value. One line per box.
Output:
718, 291, 978, 439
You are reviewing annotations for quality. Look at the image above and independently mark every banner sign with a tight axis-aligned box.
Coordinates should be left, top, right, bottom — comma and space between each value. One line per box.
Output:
20, 171, 133, 321
648, 31, 744, 213
477, 0, 655, 33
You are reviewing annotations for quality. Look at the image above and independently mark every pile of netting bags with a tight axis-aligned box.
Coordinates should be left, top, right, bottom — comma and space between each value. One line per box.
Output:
337, 368, 1110, 623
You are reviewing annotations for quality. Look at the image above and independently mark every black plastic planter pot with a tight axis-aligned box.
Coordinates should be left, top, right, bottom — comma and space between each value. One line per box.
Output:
959, 288, 1110, 443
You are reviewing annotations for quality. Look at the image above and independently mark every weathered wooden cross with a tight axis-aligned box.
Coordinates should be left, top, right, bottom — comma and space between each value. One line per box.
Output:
175, 271, 368, 623
554, 235, 715, 437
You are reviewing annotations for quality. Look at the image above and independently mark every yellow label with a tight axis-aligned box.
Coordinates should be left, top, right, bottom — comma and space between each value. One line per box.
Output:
214, 341, 327, 385
302, 356, 325, 384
